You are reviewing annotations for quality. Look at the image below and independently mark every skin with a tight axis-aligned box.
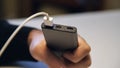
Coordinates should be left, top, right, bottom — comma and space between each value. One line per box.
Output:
28, 30, 91, 68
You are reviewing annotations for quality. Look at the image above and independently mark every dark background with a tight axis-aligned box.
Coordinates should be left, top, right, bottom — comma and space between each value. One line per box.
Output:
0, 0, 120, 19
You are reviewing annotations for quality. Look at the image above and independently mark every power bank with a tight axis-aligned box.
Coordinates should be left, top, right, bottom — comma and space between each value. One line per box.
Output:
41, 23, 78, 51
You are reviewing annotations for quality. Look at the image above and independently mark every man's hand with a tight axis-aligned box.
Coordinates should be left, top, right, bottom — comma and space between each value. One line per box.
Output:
28, 30, 91, 68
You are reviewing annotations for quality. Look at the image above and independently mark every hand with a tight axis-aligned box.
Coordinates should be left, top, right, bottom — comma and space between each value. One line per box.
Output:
28, 30, 91, 68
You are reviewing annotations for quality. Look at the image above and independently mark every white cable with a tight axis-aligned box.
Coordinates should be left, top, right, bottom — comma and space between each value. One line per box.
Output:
0, 12, 50, 57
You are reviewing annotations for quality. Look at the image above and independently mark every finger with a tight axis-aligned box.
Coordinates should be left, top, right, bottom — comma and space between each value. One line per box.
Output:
63, 36, 91, 63
66, 55, 91, 68
29, 31, 66, 68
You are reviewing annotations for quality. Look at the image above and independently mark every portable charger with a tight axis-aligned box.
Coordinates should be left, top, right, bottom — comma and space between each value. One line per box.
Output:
42, 23, 78, 51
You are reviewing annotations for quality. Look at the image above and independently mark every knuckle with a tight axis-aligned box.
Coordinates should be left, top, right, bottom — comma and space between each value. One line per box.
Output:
84, 45, 91, 53
72, 54, 81, 63
69, 54, 80, 63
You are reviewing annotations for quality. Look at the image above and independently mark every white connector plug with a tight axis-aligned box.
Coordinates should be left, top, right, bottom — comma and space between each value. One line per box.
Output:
43, 16, 53, 26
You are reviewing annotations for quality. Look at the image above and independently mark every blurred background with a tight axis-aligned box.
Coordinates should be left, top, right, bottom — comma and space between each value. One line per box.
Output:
0, 0, 120, 19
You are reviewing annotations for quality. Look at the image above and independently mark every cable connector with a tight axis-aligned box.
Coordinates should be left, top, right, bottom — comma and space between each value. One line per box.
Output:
43, 16, 53, 27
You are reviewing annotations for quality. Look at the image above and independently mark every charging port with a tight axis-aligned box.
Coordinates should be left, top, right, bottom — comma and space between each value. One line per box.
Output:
67, 27, 73, 30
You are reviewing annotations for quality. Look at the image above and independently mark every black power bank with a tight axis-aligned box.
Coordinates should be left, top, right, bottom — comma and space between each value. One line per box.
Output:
41, 23, 78, 51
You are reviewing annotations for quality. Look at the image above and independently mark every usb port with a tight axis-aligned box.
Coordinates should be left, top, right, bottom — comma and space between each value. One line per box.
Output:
67, 27, 73, 30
